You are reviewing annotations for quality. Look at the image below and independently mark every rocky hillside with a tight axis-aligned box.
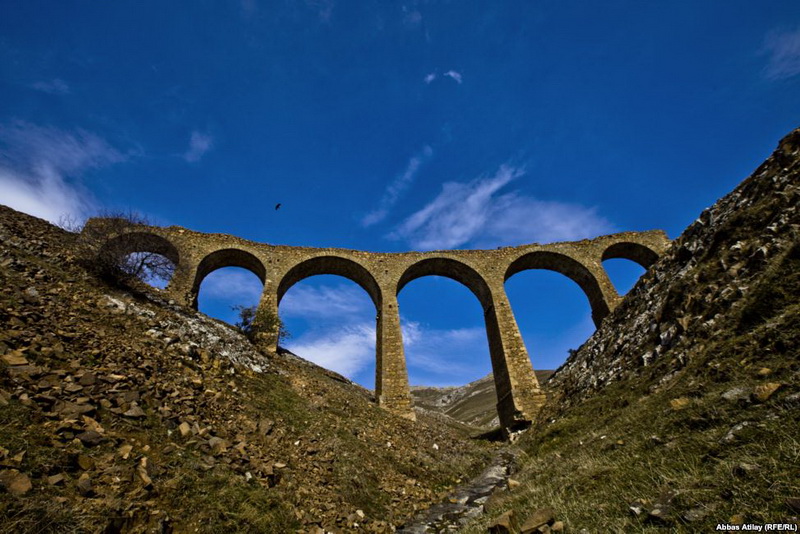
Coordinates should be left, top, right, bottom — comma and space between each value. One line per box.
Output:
2, 127, 798, 533
462, 130, 800, 531
412, 371, 554, 430
0, 205, 495, 533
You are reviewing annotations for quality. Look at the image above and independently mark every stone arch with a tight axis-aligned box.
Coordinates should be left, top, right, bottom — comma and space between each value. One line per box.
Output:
191, 248, 267, 309
277, 256, 381, 309
505, 251, 610, 325
99, 231, 180, 266
397, 257, 543, 429
98, 231, 180, 286
396, 257, 492, 310
602, 241, 660, 269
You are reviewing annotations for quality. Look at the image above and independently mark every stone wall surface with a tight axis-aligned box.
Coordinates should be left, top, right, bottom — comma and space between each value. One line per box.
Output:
81, 216, 670, 428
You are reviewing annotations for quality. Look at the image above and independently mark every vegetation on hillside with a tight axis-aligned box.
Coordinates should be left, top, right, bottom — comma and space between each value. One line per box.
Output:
461, 130, 800, 531
0, 205, 493, 533
465, 302, 799, 531
233, 304, 291, 346
2, 130, 798, 533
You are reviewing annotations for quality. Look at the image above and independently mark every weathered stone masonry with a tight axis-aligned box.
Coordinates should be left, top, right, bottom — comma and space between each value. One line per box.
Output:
82, 220, 670, 429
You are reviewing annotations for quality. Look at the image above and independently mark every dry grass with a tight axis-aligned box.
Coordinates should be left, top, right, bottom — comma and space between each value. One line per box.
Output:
462, 293, 800, 532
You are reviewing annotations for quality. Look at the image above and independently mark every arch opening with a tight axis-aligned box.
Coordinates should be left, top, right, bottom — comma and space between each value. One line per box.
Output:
602, 241, 660, 269
601, 241, 657, 296
505, 269, 596, 374
397, 257, 492, 310
280, 275, 378, 389
197, 266, 264, 326
277, 256, 381, 309
191, 248, 267, 309
397, 258, 503, 428
98, 232, 179, 289
398, 276, 492, 388
602, 258, 646, 296
505, 251, 610, 326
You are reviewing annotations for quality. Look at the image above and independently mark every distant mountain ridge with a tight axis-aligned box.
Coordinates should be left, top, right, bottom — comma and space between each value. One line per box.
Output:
411, 370, 555, 429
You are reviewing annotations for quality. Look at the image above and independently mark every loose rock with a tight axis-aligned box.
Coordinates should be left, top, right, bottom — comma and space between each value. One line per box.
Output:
488, 510, 518, 534
519, 507, 555, 533
0, 469, 32, 495
753, 382, 782, 402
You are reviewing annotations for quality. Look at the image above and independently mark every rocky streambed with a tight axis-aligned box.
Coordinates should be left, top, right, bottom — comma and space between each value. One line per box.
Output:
398, 449, 518, 533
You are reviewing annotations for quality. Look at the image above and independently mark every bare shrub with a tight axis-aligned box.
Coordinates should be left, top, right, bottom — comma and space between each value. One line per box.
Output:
57, 213, 85, 233
79, 210, 176, 288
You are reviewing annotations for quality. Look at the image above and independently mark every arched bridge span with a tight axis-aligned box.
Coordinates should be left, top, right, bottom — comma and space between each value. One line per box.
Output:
81, 219, 670, 429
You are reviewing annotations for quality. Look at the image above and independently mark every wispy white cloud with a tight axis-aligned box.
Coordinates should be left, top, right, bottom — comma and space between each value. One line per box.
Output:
31, 78, 70, 95
279, 282, 490, 385
424, 70, 463, 85
0, 121, 124, 223
402, 320, 489, 384
763, 26, 800, 80
200, 268, 264, 302
389, 165, 614, 250
280, 283, 374, 318
361, 145, 433, 227
183, 131, 214, 163
287, 322, 376, 378
402, 320, 485, 352
443, 70, 462, 84
286, 317, 489, 385
278, 279, 490, 384
389, 165, 520, 249
281, 281, 375, 378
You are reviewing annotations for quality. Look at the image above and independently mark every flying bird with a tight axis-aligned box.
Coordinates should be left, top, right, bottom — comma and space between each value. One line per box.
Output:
275, 203, 281, 211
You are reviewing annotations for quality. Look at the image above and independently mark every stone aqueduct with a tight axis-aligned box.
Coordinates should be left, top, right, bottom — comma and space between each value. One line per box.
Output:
82, 219, 670, 429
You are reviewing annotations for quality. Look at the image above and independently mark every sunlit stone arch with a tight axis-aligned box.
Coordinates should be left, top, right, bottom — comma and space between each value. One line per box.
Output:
82, 219, 182, 288
396, 256, 492, 309
395, 255, 545, 430
277, 255, 382, 310
190, 248, 268, 309
505, 250, 611, 327
601, 241, 661, 269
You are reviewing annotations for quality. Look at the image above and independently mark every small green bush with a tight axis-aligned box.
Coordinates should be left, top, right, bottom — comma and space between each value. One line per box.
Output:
232, 305, 290, 346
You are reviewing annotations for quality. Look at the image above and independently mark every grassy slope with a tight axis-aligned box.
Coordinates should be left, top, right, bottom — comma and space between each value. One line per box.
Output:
0, 206, 494, 533
462, 131, 800, 531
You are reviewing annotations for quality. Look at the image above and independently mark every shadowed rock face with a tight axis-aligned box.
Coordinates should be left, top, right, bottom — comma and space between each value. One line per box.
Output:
449, 129, 800, 531
550, 128, 800, 407
81, 219, 669, 429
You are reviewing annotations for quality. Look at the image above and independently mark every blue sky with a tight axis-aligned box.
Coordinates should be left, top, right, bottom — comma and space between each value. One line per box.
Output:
2, 2, 799, 388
